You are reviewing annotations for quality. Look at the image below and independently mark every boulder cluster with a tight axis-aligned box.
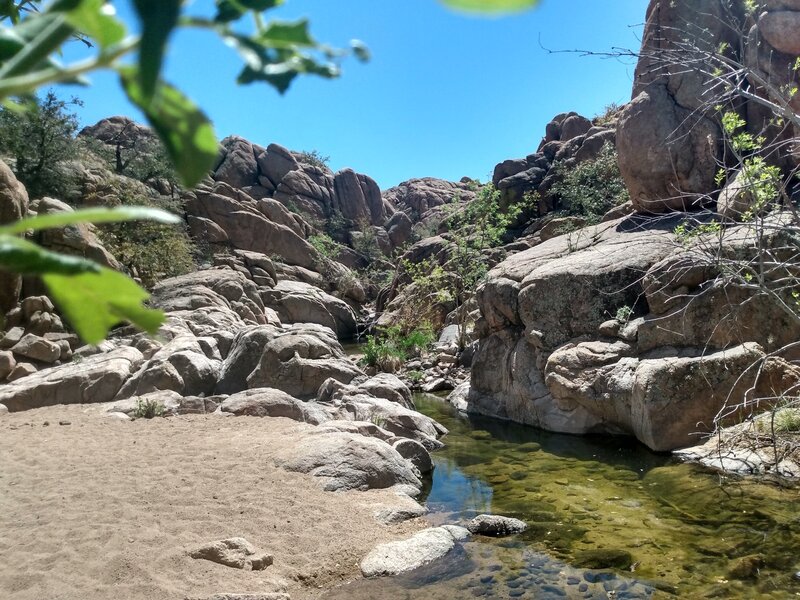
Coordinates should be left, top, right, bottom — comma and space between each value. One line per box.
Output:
2, 0, 800, 468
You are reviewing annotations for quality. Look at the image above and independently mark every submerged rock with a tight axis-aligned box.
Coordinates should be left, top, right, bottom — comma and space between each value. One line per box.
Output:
466, 514, 528, 537
573, 549, 633, 570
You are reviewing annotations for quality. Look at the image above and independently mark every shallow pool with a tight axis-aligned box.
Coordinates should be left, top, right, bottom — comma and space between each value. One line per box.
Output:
325, 394, 800, 599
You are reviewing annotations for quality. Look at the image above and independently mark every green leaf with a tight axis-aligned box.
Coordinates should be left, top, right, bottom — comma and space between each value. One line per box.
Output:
259, 19, 315, 48
0, 234, 101, 275
226, 33, 339, 94
350, 39, 370, 63
239, 0, 283, 9
131, 0, 181, 100
43, 266, 165, 344
440, 0, 540, 12
214, 0, 245, 22
0, 206, 180, 235
214, 0, 281, 22
119, 68, 218, 188
0, 1, 20, 24
60, 0, 126, 48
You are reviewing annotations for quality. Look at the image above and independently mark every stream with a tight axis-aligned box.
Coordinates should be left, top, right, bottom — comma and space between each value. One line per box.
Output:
325, 393, 800, 599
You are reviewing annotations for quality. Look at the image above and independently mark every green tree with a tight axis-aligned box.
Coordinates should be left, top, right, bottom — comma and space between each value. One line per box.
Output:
400, 184, 523, 349
0, 90, 81, 198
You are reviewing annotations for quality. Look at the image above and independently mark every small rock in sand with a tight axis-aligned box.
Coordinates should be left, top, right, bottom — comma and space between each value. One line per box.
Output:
190, 537, 273, 571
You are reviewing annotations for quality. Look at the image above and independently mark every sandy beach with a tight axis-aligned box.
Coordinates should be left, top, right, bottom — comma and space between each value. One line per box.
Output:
0, 405, 425, 600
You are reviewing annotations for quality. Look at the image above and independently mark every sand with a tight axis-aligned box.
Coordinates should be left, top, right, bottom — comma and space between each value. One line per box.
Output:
0, 405, 426, 600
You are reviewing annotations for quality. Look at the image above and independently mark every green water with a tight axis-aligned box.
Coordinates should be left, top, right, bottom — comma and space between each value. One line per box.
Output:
326, 394, 800, 599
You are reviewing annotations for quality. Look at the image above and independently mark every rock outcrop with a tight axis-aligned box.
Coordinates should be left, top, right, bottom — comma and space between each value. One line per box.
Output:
0, 347, 143, 412
261, 280, 357, 339
212, 138, 392, 228
382, 177, 477, 223
491, 112, 617, 220
617, 0, 800, 213
464, 214, 800, 451
246, 325, 364, 399
274, 430, 423, 492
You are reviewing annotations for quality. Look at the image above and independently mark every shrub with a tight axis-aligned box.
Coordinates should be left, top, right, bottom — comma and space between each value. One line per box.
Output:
593, 102, 623, 127
309, 232, 342, 260
551, 143, 629, 224
615, 305, 634, 323
360, 335, 405, 372
351, 219, 383, 263
359, 326, 435, 372
134, 397, 164, 419
298, 149, 330, 170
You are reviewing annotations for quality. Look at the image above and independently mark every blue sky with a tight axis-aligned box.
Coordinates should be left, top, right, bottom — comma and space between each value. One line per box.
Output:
58, 0, 648, 189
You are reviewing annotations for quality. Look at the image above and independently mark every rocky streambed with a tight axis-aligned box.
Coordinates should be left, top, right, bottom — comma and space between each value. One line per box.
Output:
334, 394, 800, 599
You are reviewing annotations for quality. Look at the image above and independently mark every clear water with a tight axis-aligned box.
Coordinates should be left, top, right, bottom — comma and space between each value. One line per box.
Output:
324, 394, 800, 599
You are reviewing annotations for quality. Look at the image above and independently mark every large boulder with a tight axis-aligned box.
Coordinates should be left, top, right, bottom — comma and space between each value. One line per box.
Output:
186, 184, 320, 271
333, 169, 386, 226
360, 526, 467, 577
215, 325, 280, 394
274, 430, 422, 492
256, 143, 300, 189
465, 214, 800, 451
114, 335, 221, 400
150, 268, 266, 337
246, 325, 364, 399
0, 160, 28, 312
260, 280, 358, 339
317, 377, 447, 449
213, 136, 261, 189
382, 178, 477, 222
0, 347, 143, 412
617, 84, 721, 212
616, 0, 747, 213
220, 388, 330, 425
